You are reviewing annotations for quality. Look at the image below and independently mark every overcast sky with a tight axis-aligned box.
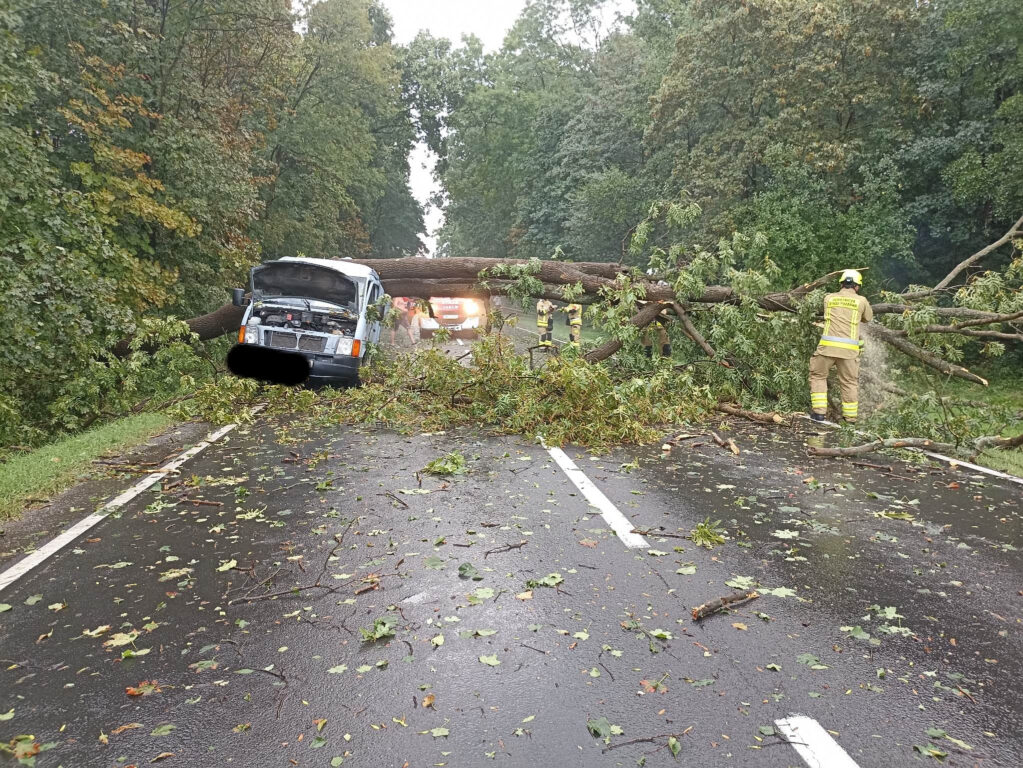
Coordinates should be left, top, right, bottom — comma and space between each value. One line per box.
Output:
381, 0, 529, 254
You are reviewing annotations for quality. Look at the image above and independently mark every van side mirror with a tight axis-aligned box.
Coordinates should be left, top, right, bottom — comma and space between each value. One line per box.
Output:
232, 288, 248, 307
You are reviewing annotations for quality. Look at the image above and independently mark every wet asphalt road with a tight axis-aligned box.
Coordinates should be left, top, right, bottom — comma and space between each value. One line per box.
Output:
0, 412, 1021, 768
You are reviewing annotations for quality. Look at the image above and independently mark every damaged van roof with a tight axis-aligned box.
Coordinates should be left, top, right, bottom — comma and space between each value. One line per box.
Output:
276, 256, 379, 281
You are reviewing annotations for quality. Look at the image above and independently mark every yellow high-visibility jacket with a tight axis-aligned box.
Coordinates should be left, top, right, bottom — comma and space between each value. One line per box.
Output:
817, 287, 873, 359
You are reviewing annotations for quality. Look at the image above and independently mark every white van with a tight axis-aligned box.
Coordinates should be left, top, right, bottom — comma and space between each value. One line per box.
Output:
232, 257, 385, 385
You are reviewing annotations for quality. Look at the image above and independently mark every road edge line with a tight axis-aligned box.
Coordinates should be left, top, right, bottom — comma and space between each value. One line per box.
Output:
546, 446, 648, 549
799, 414, 1023, 487
775, 714, 861, 768
0, 408, 263, 594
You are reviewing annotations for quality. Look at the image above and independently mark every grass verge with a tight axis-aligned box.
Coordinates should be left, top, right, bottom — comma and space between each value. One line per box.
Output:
0, 412, 172, 521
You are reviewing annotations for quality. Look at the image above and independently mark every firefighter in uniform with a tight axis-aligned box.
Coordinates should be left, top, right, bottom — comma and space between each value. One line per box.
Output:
536, 298, 555, 347
565, 303, 583, 347
809, 269, 872, 423
642, 311, 672, 358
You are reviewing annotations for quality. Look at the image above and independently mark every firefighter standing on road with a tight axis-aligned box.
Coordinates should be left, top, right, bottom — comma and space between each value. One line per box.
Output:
536, 298, 555, 347
565, 303, 583, 347
809, 269, 873, 423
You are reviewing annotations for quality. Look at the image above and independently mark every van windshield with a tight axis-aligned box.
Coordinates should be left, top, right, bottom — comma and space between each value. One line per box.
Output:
252, 262, 359, 310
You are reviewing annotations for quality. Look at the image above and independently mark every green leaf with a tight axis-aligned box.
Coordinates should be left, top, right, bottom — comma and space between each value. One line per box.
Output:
430, 727, 449, 738
151, 724, 176, 736
725, 575, 756, 590
431, 634, 444, 647
760, 586, 797, 598
765, 663, 782, 671
216, 559, 238, 572
0, 708, 13, 721
423, 452, 467, 476
328, 664, 348, 674
424, 555, 445, 570
331, 758, 345, 767
771, 529, 800, 539
467, 587, 495, 604
458, 562, 481, 580
0, 604, 11, 613
758, 726, 775, 736
668, 735, 681, 758
675, 563, 697, 575
24, 594, 42, 606
478, 654, 501, 666
310, 736, 327, 749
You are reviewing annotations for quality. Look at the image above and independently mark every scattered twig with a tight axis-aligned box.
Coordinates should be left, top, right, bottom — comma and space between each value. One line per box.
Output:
520, 644, 548, 655
378, 491, 409, 509
692, 590, 760, 621
484, 539, 527, 559
602, 732, 685, 754
228, 519, 356, 605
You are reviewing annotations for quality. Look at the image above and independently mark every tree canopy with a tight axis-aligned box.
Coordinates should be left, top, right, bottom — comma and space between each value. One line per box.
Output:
1, 0, 1021, 451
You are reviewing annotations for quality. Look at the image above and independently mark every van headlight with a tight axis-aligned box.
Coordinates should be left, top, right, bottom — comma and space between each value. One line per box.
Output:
244, 320, 260, 344
335, 337, 354, 356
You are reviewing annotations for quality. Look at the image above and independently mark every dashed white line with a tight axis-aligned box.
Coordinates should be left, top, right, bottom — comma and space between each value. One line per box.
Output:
546, 447, 648, 549
0, 409, 263, 594
775, 715, 861, 768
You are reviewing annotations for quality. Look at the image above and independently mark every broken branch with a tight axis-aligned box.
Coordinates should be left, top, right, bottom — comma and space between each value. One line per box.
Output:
692, 590, 760, 621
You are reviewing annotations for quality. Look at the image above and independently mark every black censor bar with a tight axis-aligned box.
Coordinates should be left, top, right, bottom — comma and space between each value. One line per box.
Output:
227, 344, 310, 386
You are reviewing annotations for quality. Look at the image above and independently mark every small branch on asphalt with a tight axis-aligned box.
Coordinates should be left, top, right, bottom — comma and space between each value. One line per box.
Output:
484, 539, 528, 559
520, 643, 549, 655
602, 728, 691, 754
716, 403, 784, 425
228, 520, 356, 605
378, 491, 409, 509
631, 528, 688, 540
692, 590, 760, 621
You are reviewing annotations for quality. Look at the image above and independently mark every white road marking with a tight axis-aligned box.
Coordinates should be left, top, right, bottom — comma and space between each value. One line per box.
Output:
800, 414, 1023, 486
456, 338, 465, 346
775, 715, 861, 768
0, 410, 263, 594
546, 446, 648, 549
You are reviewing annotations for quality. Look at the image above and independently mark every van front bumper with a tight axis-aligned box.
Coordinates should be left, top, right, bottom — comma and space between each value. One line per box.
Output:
307, 355, 361, 384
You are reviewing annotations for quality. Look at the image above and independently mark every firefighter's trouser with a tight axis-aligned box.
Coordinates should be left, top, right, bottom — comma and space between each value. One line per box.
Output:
568, 321, 581, 345
809, 352, 859, 422
537, 315, 553, 346
642, 325, 670, 358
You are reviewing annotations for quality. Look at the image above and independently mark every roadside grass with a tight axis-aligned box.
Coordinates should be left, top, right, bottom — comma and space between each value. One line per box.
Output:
0, 412, 172, 521
900, 367, 1023, 476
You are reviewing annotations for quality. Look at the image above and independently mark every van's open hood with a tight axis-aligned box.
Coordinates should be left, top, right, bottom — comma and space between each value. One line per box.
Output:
251, 262, 359, 309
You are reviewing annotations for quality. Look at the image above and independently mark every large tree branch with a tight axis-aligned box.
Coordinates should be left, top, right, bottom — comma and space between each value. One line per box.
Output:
902, 213, 1023, 300
866, 324, 989, 386
583, 302, 668, 363
670, 301, 718, 359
